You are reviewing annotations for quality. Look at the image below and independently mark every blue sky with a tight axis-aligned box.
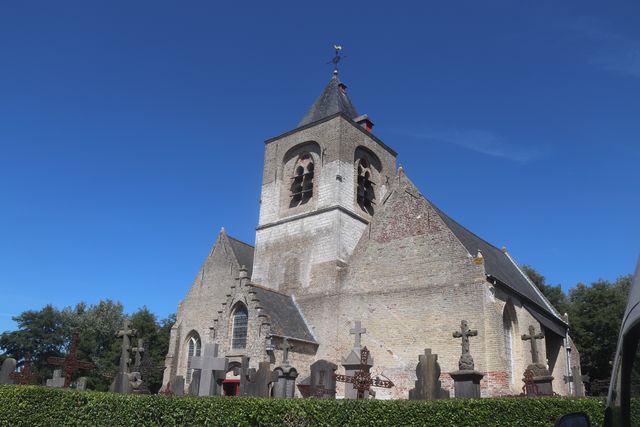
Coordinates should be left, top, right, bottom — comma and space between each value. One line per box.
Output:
1, 1, 638, 333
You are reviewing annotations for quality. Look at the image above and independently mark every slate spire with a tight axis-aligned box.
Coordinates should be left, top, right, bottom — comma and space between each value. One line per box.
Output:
298, 72, 359, 127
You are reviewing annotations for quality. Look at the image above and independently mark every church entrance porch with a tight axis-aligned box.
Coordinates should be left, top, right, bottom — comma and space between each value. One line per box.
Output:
222, 380, 239, 396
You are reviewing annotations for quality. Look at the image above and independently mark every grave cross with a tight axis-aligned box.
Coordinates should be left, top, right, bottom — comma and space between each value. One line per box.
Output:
333, 347, 394, 399
116, 319, 137, 371
281, 338, 293, 364
47, 330, 96, 388
350, 321, 366, 350
452, 320, 477, 357
190, 343, 228, 396
521, 325, 545, 364
10, 352, 36, 385
131, 338, 144, 369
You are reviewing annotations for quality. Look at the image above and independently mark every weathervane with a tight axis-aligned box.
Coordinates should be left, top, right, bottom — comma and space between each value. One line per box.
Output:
328, 45, 344, 75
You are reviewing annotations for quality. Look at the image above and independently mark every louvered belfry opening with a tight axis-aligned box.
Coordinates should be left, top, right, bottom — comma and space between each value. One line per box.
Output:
356, 158, 375, 215
290, 153, 314, 207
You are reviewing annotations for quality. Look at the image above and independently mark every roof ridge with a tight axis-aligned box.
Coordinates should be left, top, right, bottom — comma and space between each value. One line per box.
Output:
226, 234, 254, 249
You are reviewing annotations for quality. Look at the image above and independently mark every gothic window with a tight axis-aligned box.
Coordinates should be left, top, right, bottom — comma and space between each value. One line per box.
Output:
186, 334, 201, 383
356, 158, 376, 215
289, 153, 314, 208
231, 304, 248, 350
503, 305, 516, 383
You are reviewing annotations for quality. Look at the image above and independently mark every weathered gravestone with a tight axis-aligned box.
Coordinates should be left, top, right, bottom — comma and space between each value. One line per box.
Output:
0, 358, 17, 384
272, 338, 298, 398
190, 343, 228, 396
75, 377, 88, 391
298, 359, 337, 399
240, 356, 277, 397
563, 365, 586, 397
47, 330, 96, 388
110, 318, 137, 393
46, 369, 65, 388
521, 325, 553, 395
448, 320, 484, 398
408, 349, 450, 400
171, 375, 185, 396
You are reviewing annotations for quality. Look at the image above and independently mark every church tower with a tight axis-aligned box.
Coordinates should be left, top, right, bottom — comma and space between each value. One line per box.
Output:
251, 69, 397, 295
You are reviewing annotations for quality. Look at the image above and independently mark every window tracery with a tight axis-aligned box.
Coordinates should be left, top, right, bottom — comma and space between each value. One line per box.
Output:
356, 158, 376, 215
186, 334, 201, 383
290, 153, 314, 207
231, 304, 248, 350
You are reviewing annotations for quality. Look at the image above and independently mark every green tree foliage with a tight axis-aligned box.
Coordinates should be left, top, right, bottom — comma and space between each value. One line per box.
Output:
522, 265, 570, 315
0, 305, 70, 382
568, 275, 631, 383
0, 301, 174, 392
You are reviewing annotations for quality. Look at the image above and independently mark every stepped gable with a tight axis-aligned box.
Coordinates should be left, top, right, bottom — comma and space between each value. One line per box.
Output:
249, 284, 316, 343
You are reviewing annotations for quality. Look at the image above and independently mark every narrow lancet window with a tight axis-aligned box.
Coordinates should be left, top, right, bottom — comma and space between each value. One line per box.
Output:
186, 334, 201, 383
231, 304, 248, 350
290, 153, 314, 207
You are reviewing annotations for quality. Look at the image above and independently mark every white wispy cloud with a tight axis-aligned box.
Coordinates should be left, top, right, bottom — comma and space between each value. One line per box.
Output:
412, 129, 545, 162
567, 17, 640, 78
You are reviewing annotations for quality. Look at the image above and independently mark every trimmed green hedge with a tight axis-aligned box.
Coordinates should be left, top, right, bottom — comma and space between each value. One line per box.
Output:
0, 385, 607, 426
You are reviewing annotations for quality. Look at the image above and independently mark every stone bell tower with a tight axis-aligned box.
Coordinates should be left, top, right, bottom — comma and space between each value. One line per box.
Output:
251, 65, 397, 297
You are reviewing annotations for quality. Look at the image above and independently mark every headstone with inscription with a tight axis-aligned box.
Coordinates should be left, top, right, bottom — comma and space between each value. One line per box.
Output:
240, 356, 277, 397
298, 359, 337, 399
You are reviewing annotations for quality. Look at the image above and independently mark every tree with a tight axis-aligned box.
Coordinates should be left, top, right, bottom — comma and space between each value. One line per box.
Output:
0, 305, 71, 382
522, 265, 570, 315
568, 275, 631, 383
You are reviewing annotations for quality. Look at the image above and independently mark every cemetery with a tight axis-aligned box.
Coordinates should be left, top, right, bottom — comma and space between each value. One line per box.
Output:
0, 317, 621, 426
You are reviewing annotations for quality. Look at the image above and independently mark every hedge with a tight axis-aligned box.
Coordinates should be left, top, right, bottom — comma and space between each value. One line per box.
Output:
0, 385, 609, 426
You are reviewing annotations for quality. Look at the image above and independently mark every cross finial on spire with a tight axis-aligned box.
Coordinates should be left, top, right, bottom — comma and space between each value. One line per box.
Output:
328, 45, 343, 76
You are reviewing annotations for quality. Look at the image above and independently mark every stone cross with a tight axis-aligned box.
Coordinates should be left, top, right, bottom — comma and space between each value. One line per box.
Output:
452, 320, 477, 370
521, 325, 545, 364
131, 338, 144, 369
408, 349, 450, 400
240, 356, 278, 397
333, 347, 394, 399
47, 330, 96, 388
190, 343, 228, 396
116, 319, 137, 372
281, 338, 293, 365
350, 321, 366, 350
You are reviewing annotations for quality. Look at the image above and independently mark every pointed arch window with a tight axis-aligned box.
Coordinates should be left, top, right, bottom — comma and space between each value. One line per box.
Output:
356, 158, 376, 215
290, 153, 314, 207
231, 304, 248, 350
186, 334, 201, 383
503, 305, 516, 384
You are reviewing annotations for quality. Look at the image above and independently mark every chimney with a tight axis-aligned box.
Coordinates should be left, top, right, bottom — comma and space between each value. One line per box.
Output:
354, 114, 374, 133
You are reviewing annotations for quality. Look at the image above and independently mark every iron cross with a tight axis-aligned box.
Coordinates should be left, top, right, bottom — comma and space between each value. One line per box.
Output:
350, 321, 367, 349
521, 325, 545, 364
333, 347, 394, 399
47, 330, 96, 388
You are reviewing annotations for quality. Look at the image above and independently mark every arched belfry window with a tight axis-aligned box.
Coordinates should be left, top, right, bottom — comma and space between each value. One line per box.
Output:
186, 333, 201, 383
356, 158, 376, 215
231, 304, 248, 350
290, 153, 314, 207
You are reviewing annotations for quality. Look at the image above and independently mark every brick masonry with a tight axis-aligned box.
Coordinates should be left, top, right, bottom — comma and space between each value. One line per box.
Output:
163, 114, 580, 398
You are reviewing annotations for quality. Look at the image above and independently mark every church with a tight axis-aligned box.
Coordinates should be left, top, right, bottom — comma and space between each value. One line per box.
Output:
162, 66, 581, 399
